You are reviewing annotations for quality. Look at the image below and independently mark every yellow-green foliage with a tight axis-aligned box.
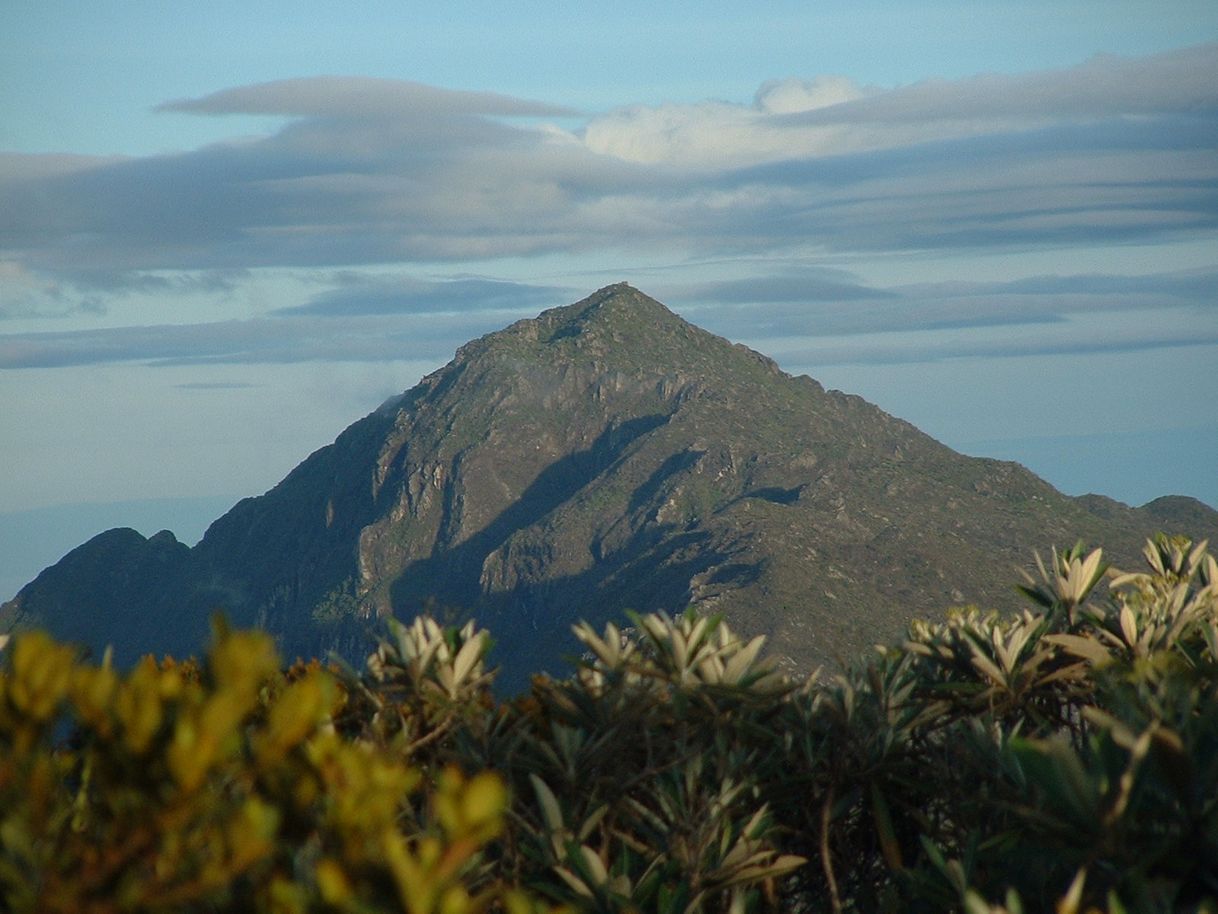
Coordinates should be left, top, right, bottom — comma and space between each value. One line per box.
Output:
0, 623, 554, 914
3, 534, 1217, 913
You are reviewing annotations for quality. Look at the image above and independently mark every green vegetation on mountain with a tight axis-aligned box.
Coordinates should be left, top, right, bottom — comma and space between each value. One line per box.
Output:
3, 285, 1216, 691
3, 534, 1216, 911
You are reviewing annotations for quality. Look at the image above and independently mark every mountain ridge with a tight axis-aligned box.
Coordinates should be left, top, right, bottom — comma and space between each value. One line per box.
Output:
4, 284, 1216, 690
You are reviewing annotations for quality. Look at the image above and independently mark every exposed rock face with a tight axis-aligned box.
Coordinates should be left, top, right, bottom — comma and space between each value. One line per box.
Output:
4, 284, 1216, 690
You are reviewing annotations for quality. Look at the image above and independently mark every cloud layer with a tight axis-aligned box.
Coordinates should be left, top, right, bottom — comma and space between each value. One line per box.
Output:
0, 275, 569, 368
2, 266, 1212, 370
3, 44, 1215, 285
1, 44, 1216, 373
157, 76, 578, 120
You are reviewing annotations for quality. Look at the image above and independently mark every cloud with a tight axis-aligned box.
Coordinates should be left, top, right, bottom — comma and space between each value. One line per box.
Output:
4, 265, 1212, 371
754, 76, 870, 114
1, 46, 1215, 298
784, 43, 1218, 125
0, 275, 565, 369
583, 44, 1218, 167
763, 328, 1218, 369
0, 313, 482, 369
707, 115, 1218, 254
581, 76, 881, 168
158, 76, 578, 120
894, 269, 1218, 306
0, 152, 125, 180
275, 276, 570, 317
4, 119, 646, 274
174, 381, 261, 390
669, 267, 895, 304
0, 260, 78, 319
0, 262, 247, 320
669, 267, 1218, 342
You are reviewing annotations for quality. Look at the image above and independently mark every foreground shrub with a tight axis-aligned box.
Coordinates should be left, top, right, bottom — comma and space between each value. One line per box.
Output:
801, 535, 1218, 913
2, 534, 1216, 912
507, 611, 806, 912
0, 622, 552, 914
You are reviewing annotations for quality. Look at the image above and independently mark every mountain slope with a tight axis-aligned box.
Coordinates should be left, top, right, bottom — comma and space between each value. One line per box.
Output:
4, 284, 1215, 689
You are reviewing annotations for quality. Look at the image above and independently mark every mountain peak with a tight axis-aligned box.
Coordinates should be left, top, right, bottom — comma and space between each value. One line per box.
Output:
6, 285, 1216, 693
448, 282, 702, 378
574, 282, 668, 315
538, 282, 686, 338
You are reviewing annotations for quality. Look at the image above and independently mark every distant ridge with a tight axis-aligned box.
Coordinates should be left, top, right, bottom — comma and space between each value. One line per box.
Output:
4, 284, 1215, 690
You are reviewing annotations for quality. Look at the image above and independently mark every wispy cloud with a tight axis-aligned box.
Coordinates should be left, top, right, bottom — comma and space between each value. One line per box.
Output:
0, 315, 466, 369
2, 266, 1213, 371
157, 76, 579, 120
0, 275, 566, 368
665, 265, 1218, 351
275, 276, 570, 317
669, 267, 897, 304
174, 381, 262, 390
0, 263, 248, 320
762, 325, 1218, 369
786, 44, 1218, 124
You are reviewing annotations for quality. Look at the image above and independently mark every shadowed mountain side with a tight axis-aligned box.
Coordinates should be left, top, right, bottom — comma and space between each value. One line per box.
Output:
389, 413, 672, 615
4, 284, 1216, 689
0, 528, 196, 667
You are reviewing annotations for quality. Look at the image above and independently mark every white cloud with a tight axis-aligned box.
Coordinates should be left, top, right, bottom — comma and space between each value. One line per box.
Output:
581, 43, 1218, 168
754, 75, 869, 114
580, 75, 878, 168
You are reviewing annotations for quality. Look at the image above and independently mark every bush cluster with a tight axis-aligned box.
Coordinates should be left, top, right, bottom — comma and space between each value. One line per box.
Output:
2, 534, 1216, 913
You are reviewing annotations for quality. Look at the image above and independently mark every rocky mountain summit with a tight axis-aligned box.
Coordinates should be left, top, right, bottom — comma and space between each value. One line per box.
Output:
4, 284, 1215, 690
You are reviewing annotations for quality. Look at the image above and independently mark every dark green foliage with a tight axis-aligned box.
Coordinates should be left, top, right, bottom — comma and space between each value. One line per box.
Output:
2, 534, 1216, 912
804, 534, 1218, 913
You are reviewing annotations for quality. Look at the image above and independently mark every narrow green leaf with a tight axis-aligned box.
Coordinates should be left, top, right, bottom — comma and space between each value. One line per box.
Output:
529, 774, 565, 833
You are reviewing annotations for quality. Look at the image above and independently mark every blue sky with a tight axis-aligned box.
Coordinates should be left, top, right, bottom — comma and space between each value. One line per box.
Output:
2, 2, 1217, 598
